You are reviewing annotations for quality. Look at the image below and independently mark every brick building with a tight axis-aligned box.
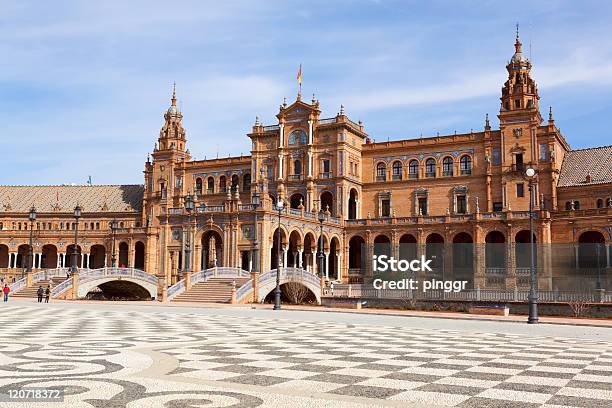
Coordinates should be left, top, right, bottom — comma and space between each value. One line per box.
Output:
1, 32, 610, 294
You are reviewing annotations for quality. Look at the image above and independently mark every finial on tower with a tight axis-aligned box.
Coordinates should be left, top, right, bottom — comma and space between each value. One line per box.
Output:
514, 23, 522, 53
485, 113, 490, 129
339, 104, 345, 115
171, 82, 176, 106
548, 106, 554, 122
254, 116, 260, 126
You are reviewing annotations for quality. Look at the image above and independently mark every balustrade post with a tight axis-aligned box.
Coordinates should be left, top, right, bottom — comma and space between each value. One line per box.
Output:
26, 271, 33, 287
231, 280, 237, 304
184, 271, 192, 290
71, 272, 79, 300
251, 271, 259, 303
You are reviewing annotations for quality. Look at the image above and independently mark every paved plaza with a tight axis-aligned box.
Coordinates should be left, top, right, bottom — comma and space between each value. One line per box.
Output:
0, 301, 611, 407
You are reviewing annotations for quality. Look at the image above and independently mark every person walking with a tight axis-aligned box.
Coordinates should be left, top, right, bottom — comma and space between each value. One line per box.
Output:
2, 284, 9, 302
45, 286, 50, 303
37, 286, 43, 303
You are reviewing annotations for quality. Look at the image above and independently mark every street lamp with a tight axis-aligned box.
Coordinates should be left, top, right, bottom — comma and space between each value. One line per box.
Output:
184, 194, 195, 274
110, 219, 119, 267
71, 204, 82, 276
252, 191, 260, 273
318, 209, 325, 279
525, 167, 538, 324
274, 197, 284, 310
25, 206, 36, 277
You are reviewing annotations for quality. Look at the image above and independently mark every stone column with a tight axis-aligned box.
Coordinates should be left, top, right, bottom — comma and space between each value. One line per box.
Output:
283, 247, 288, 269
325, 252, 330, 280
336, 251, 341, 281
298, 249, 303, 269
505, 226, 517, 290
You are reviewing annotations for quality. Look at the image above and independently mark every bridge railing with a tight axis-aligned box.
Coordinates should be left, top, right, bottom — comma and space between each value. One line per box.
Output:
32, 268, 70, 282
51, 279, 72, 298
235, 279, 253, 302
8, 278, 26, 293
50, 267, 157, 298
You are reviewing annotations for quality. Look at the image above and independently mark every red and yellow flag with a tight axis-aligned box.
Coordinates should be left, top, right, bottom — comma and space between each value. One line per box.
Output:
297, 64, 302, 86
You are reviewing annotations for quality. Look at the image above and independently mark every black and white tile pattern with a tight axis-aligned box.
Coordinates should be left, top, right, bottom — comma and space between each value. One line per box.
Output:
1, 303, 611, 407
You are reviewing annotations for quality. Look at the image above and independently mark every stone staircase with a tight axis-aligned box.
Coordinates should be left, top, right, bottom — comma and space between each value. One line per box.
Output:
172, 277, 250, 303
12, 277, 68, 298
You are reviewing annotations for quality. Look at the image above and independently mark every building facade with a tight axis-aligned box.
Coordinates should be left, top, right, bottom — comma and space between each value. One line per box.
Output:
1, 33, 611, 293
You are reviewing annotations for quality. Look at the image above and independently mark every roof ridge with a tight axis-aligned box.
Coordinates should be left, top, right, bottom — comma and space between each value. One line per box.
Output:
567, 145, 612, 153
0, 184, 145, 187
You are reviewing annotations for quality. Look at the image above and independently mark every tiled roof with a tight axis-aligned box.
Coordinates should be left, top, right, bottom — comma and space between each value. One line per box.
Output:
0, 185, 144, 213
558, 145, 612, 187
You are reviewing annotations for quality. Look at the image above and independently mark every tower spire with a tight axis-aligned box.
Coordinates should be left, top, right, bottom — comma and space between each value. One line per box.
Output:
171, 82, 177, 107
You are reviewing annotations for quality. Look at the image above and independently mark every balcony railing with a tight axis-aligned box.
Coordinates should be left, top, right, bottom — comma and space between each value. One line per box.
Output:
408, 173, 418, 179
512, 163, 526, 172
392, 174, 402, 180
376, 175, 386, 182
460, 169, 472, 175
287, 174, 303, 181
319, 172, 333, 179
443, 171, 453, 177
425, 172, 436, 178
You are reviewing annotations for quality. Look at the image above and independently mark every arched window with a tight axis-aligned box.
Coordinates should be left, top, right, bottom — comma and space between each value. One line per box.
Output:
442, 157, 453, 176
597, 198, 604, 208
243, 173, 251, 192
195, 178, 202, 195
408, 160, 419, 179
392, 161, 402, 180
287, 129, 307, 145
460, 155, 472, 175
231, 174, 239, 192
207, 177, 214, 194
219, 176, 227, 193
425, 158, 436, 177
607, 198, 612, 208
376, 163, 386, 181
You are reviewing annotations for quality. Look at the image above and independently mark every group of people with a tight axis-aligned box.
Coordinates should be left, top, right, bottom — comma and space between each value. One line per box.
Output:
37, 285, 51, 303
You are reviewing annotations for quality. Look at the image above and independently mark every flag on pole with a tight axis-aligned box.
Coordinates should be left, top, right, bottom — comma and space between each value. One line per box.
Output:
297, 64, 302, 86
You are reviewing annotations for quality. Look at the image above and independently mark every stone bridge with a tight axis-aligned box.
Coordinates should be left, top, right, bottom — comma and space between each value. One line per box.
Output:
236, 268, 322, 305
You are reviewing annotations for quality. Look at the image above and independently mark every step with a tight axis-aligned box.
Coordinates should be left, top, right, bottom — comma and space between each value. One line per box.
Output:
172, 277, 250, 303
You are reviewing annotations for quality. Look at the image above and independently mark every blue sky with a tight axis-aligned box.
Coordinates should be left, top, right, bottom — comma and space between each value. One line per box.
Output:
2, 0, 612, 185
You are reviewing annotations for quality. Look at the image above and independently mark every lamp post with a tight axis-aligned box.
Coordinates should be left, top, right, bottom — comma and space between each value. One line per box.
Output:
252, 191, 260, 273
274, 198, 284, 310
25, 206, 36, 277
71, 205, 82, 276
184, 194, 195, 274
110, 219, 118, 267
526, 167, 538, 324
318, 209, 325, 279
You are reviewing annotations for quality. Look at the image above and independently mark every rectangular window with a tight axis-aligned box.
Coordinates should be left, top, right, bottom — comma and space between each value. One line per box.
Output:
267, 165, 274, 180
516, 183, 524, 197
381, 199, 390, 217
456, 195, 467, 214
323, 159, 330, 173
515, 153, 524, 171
492, 148, 501, 165
418, 197, 428, 216
539, 144, 547, 161
175, 176, 182, 188
493, 202, 503, 212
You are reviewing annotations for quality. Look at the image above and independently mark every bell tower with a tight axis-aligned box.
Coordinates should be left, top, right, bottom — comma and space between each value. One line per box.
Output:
156, 83, 187, 155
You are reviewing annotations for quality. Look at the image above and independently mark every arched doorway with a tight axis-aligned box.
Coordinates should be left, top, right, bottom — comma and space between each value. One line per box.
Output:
134, 241, 145, 270
348, 236, 365, 282
17, 244, 29, 269
0, 244, 8, 268
515, 230, 537, 269
453, 232, 473, 286
201, 230, 223, 269
373, 234, 391, 258
304, 232, 316, 273
426, 233, 445, 278
288, 230, 302, 268
290, 193, 304, 209
42, 244, 58, 269
66, 245, 83, 269
320, 191, 334, 215
399, 234, 417, 261
329, 237, 340, 280
89, 245, 106, 269
270, 228, 288, 270
577, 231, 607, 289
485, 231, 506, 286
118, 242, 129, 267
348, 189, 358, 220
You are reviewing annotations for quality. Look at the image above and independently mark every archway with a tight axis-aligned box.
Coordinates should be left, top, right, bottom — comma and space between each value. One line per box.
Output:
201, 230, 223, 269
399, 234, 417, 261
118, 242, 129, 267
426, 233, 445, 277
288, 230, 302, 268
0, 244, 8, 268
262, 282, 318, 305
270, 228, 288, 270
66, 245, 83, 269
373, 234, 391, 258
348, 236, 365, 281
42, 244, 58, 269
329, 237, 340, 280
453, 232, 473, 286
348, 189, 358, 220
17, 244, 29, 269
303, 232, 316, 273
290, 193, 304, 209
515, 230, 536, 268
320, 191, 334, 215
89, 245, 105, 269
578, 231, 606, 269
485, 231, 506, 269
134, 241, 145, 270
85, 281, 152, 301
